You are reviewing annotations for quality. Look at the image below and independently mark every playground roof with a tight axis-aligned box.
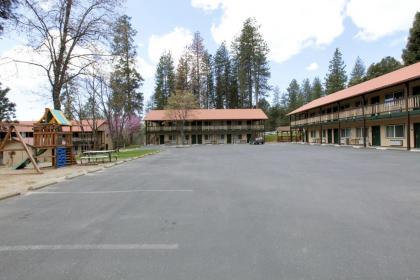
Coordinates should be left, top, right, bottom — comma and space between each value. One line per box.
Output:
39, 108, 71, 126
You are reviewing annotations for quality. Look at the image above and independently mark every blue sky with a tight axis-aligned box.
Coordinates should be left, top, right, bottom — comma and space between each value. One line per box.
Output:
0, 0, 418, 119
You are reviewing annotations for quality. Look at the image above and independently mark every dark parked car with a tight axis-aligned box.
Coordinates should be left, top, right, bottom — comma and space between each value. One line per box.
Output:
250, 137, 265, 145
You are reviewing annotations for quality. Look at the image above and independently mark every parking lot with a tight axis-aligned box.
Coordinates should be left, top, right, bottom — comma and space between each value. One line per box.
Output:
0, 144, 420, 280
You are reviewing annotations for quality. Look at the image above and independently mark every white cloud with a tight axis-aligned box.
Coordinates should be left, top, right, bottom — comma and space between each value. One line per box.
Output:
346, 0, 420, 41
306, 62, 319, 72
192, 0, 347, 63
191, 0, 419, 63
191, 0, 223, 10
148, 27, 193, 65
0, 46, 51, 120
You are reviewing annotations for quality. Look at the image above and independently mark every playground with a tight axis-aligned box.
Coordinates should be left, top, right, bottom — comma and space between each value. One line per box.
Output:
0, 108, 160, 198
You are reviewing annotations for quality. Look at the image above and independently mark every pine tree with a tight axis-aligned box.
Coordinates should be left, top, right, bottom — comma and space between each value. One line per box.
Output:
60, 78, 79, 120
0, 83, 16, 121
365, 56, 402, 80
203, 52, 215, 108
301, 78, 312, 103
229, 47, 240, 108
153, 51, 176, 109
0, 0, 18, 34
348, 57, 366, 87
109, 15, 143, 147
214, 42, 231, 108
272, 86, 281, 107
286, 79, 301, 111
188, 31, 208, 107
311, 77, 324, 100
324, 48, 347, 95
175, 51, 191, 91
234, 18, 270, 108
403, 12, 420, 65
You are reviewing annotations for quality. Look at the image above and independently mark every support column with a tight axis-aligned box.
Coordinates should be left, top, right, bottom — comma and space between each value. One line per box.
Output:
362, 96, 367, 148
405, 82, 411, 150
289, 115, 292, 142
319, 107, 322, 144
337, 102, 341, 145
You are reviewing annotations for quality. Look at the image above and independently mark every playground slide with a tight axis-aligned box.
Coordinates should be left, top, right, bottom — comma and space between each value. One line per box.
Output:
14, 149, 47, 170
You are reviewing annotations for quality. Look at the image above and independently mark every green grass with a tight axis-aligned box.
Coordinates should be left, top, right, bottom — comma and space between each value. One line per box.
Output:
264, 134, 277, 142
112, 149, 160, 160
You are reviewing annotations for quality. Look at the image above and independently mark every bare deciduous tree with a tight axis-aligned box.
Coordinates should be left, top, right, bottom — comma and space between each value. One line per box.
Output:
16, 0, 122, 110
165, 90, 198, 145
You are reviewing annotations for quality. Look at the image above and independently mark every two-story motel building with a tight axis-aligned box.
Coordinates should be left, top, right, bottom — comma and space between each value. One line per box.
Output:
288, 62, 420, 150
144, 109, 268, 145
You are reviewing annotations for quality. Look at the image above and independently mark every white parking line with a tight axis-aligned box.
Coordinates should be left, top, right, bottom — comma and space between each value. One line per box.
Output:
27, 189, 193, 195
0, 243, 179, 252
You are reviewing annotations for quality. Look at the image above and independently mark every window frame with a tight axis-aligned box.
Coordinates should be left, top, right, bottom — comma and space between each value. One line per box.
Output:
386, 124, 405, 138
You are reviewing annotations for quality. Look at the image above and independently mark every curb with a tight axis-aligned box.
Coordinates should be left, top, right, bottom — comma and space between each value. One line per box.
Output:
87, 167, 104, 173
28, 180, 58, 191
0, 191, 21, 201
65, 172, 86, 180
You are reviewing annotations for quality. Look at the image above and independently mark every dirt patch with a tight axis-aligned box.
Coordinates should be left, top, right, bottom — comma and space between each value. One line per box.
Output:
0, 164, 110, 197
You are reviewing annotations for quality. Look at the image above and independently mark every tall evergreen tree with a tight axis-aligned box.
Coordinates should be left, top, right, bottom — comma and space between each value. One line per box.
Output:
153, 51, 176, 109
0, 0, 17, 34
348, 56, 366, 87
214, 42, 231, 108
175, 51, 191, 91
324, 48, 347, 95
229, 49, 240, 108
403, 12, 420, 65
301, 78, 312, 103
365, 56, 402, 80
234, 18, 270, 108
203, 52, 215, 108
272, 86, 281, 107
286, 79, 302, 111
110, 15, 143, 147
311, 77, 324, 101
0, 83, 16, 121
188, 31, 208, 107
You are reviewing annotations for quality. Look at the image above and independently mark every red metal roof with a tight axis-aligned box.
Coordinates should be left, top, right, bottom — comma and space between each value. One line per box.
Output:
288, 61, 420, 115
144, 109, 268, 121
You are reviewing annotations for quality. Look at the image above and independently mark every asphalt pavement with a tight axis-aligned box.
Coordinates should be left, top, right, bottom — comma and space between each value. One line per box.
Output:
0, 144, 420, 280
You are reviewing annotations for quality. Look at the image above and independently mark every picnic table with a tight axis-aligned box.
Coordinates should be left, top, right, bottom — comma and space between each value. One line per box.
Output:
80, 150, 117, 164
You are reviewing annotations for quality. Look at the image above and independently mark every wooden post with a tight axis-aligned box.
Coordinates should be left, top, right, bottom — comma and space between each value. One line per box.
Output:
13, 126, 42, 174
289, 115, 292, 142
362, 96, 367, 148
405, 82, 411, 150
337, 102, 341, 145
319, 107, 323, 144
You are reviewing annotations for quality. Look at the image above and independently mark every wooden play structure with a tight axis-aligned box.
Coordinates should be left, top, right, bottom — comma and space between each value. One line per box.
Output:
0, 108, 76, 173
0, 122, 42, 173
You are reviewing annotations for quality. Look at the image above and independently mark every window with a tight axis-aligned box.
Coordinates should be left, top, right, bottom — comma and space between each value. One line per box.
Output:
237, 134, 242, 140
386, 125, 405, 138
341, 128, 351, 138
355, 101, 362, 108
220, 134, 225, 140
385, 92, 404, 104
185, 135, 189, 140
204, 135, 209, 140
356, 128, 366, 138
247, 120, 252, 126
322, 130, 326, 137
310, 130, 316, 138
